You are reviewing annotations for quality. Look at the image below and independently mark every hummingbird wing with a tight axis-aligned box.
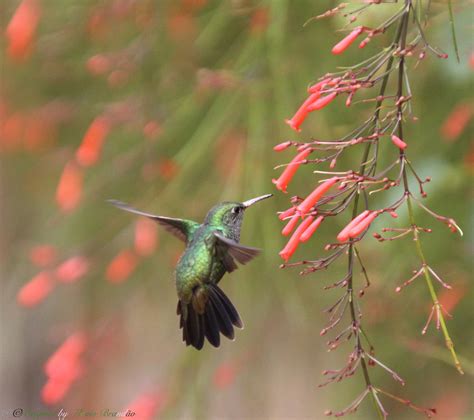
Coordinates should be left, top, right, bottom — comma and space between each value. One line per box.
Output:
213, 232, 261, 272
108, 199, 200, 243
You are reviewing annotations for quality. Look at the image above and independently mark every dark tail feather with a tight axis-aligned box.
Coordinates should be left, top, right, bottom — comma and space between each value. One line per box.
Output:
177, 284, 243, 349
211, 284, 243, 328
178, 300, 204, 350
204, 303, 220, 347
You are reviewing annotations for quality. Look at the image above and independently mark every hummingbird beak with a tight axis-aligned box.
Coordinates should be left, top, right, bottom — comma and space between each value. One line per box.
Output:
242, 194, 273, 208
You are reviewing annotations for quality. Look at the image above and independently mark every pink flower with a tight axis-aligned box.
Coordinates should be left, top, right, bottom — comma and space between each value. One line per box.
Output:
306, 92, 338, 111
17, 271, 55, 307
391, 134, 408, 150
300, 216, 324, 242
55, 256, 89, 283
279, 216, 315, 262
332, 26, 364, 55
297, 177, 339, 216
336, 210, 370, 243
272, 148, 312, 192
281, 214, 301, 236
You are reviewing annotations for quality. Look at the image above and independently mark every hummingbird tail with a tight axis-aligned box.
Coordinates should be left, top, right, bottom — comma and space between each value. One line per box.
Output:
177, 284, 243, 350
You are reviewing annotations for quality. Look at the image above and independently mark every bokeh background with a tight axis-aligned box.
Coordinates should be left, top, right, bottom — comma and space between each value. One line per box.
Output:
1, 0, 473, 419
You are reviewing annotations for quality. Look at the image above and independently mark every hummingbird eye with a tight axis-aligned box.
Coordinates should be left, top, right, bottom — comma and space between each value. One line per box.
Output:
231, 206, 241, 214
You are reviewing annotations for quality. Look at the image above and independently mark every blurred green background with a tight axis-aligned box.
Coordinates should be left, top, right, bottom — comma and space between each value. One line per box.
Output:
1, 0, 473, 419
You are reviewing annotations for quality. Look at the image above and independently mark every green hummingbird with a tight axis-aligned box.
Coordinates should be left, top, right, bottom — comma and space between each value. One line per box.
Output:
108, 194, 272, 350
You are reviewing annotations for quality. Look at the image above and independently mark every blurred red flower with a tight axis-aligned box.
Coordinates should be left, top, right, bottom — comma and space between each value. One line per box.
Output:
125, 390, 168, 420
29, 244, 57, 267
6, 0, 41, 61
135, 218, 158, 257
56, 161, 84, 212
440, 103, 472, 142
42, 332, 87, 405
17, 271, 55, 307
213, 362, 237, 389
76, 117, 110, 167
106, 249, 138, 283
55, 256, 90, 283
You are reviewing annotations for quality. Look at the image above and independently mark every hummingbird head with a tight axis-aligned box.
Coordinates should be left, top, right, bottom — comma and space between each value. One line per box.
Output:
204, 194, 272, 240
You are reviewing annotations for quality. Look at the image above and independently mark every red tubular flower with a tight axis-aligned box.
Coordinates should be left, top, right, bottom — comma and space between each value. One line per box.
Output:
300, 216, 325, 242
285, 92, 321, 132
359, 37, 371, 49
55, 256, 89, 283
106, 249, 138, 283
17, 271, 55, 307
336, 210, 371, 243
279, 216, 315, 262
6, 0, 41, 61
281, 214, 300, 236
55, 161, 83, 212
273, 141, 292, 152
278, 206, 296, 220
272, 148, 312, 192
332, 26, 364, 55
306, 92, 338, 111
29, 244, 57, 267
134, 218, 158, 257
391, 134, 408, 150
75, 117, 110, 167
348, 211, 380, 238
297, 177, 339, 216
308, 77, 332, 94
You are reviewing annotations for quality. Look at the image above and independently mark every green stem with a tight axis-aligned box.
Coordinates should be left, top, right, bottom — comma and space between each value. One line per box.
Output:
397, 0, 463, 375
404, 195, 464, 374
447, 0, 460, 62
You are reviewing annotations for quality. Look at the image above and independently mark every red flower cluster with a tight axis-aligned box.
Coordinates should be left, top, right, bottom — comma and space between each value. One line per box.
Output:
276, 175, 340, 262
285, 85, 338, 132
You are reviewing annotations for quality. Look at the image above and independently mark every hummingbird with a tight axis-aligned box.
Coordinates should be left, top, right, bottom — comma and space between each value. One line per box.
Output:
108, 194, 272, 350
